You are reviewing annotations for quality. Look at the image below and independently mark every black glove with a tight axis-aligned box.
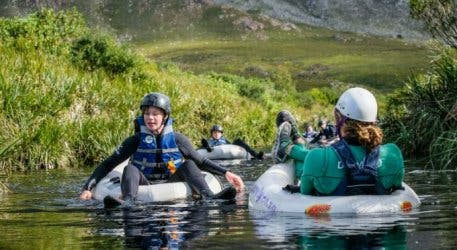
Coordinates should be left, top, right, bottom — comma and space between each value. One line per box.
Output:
282, 184, 301, 193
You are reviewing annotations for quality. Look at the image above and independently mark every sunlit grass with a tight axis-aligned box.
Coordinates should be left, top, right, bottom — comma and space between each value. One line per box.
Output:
138, 26, 430, 93
1, 8, 449, 173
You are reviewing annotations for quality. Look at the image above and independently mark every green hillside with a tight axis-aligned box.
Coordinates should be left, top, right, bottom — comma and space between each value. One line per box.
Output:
0, 8, 439, 171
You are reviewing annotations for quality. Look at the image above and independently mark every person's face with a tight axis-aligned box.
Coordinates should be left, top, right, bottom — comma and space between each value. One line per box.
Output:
143, 106, 167, 134
211, 130, 223, 140
307, 126, 314, 132
320, 122, 327, 129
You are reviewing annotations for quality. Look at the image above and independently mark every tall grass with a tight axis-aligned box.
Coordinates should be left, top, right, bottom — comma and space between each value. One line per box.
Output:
382, 47, 457, 169
0, 9, 341, 173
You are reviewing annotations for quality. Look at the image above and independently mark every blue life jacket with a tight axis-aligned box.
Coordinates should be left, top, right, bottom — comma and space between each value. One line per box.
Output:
330, 139, 381, 195
131, 117, 184, 180
207, 136, 228, 147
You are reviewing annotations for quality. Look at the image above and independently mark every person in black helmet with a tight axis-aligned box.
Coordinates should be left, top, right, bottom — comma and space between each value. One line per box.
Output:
310, 119, 337, 145
201, 124, 265, 160
80, 92, 244, 206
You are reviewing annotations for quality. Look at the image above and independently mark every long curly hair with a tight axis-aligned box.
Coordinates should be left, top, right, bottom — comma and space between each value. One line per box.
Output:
342, 119, 383, 151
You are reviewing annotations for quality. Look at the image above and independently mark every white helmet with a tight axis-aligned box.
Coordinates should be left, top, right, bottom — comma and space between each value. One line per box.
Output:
335, 87, 377, 122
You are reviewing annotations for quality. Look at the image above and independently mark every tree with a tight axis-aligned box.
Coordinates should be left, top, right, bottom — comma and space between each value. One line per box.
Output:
409, 0, 457, 48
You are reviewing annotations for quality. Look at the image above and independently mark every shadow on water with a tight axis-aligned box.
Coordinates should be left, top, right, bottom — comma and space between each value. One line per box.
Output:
1, 158, 457, 249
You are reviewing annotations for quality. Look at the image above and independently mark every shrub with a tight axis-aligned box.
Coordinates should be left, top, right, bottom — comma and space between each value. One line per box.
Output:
0, 8, 87, 54
382, 48, 457, 169
70, 35, 137, 74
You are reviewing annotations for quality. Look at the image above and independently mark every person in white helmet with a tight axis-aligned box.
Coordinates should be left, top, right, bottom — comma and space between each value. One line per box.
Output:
283, 87, 404, 195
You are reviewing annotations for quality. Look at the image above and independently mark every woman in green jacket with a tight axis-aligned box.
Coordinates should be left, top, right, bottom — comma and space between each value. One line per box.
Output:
284, 87, 404, 195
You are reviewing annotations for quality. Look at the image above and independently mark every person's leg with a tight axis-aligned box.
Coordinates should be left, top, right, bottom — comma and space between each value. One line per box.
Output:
233, 138, 264, 159
168, 160, 236, 200
121, 163, 149, 201
168, 160, 212, 196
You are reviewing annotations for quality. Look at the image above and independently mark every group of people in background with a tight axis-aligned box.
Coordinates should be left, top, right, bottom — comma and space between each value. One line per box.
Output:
302, 119, 337, 145
80, 87, 405, 206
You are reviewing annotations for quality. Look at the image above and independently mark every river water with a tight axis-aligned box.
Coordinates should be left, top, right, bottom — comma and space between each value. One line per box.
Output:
1, 158, 456, 249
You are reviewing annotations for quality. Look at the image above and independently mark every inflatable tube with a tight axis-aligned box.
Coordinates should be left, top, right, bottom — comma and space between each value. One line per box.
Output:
92, 160, 223, 202
249, 162, 421, 214
197, 144, 251, 160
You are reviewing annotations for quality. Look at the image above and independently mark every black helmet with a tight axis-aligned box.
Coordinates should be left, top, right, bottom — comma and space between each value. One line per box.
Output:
140, 92, 171, 115
275, 110, 296, 127
210, 124, 223, 133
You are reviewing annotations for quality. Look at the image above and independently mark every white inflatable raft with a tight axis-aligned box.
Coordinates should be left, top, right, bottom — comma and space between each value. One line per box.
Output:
92, 160, 223, 202
197, 144, 251, 160
249, 162, 421, 214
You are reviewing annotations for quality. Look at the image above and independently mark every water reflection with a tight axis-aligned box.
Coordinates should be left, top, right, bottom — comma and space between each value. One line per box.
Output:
2, 160, 457, 249
99, 199, 241, 249
250, 210, 418, 249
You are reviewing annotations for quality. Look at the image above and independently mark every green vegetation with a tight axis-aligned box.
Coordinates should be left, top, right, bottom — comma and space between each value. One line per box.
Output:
382, 47, 457, 169
380, 0, 457, 169
1, 7, 450, 174
0, 9, 334, 172
410, 0, 457, 48
141, 29, 430, 93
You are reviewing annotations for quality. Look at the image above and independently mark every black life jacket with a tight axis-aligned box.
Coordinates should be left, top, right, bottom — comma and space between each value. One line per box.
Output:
330, 139, 381, 195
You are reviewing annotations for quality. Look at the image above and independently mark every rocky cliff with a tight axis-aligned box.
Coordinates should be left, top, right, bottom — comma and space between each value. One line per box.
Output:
212, 0, 427, 39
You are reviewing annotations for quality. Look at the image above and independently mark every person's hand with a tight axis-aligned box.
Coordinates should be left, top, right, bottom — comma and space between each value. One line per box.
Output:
80, 190, 93, 200
225, 171, 245, 192
282, 184, 301, 193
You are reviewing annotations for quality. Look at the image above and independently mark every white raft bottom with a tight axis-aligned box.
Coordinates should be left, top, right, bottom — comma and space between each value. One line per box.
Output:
92, 160, 223, 202
197, 144, 251, 160
249, 162, 421, 214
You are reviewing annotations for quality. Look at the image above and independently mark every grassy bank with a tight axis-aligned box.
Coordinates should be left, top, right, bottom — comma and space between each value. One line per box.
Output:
1, 9, 449, 174
0, 9, 334, 172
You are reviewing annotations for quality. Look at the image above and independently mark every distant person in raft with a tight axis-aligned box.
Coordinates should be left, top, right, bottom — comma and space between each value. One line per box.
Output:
302, 123, 318, 143
309, 119, 338, 146
200, 124, 265, 160
79, 92, 244, 207
283, 87, 405, 195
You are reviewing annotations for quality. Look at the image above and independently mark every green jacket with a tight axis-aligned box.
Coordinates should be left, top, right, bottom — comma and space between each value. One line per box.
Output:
297, 143, 404, 195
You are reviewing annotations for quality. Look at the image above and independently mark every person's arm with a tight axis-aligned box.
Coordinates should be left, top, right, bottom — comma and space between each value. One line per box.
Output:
378, 143, 405, 189
175, 132, 244, 191
299, 150, 321, 195
80, 134, 139, 200
175, 133, 227, 175
288, 144, 309, 161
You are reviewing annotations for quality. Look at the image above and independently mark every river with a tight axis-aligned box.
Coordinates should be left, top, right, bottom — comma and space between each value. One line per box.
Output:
1, 159, 456, 249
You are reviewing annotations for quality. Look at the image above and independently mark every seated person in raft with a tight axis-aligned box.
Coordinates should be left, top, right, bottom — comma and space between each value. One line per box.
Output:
79, 92, 245, 206
201, 124, 264, 159
309, 119, 338, 146
280, 87, 405, 196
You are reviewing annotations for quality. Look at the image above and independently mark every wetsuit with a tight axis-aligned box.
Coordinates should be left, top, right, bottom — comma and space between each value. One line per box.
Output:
207, 136, 229, 147
83, 132, 228, 199
299, 142, 404, 195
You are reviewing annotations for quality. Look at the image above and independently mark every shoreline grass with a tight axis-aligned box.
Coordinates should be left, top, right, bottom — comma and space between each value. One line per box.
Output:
1, 9, 451, 173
